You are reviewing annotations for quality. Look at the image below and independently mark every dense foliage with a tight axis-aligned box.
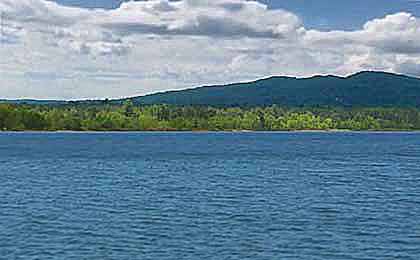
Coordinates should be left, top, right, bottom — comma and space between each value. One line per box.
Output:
1, 102, 420, 131
134, 72, 420, 107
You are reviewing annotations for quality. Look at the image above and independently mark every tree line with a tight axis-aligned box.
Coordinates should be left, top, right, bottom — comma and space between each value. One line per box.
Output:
1, 102, 420, 131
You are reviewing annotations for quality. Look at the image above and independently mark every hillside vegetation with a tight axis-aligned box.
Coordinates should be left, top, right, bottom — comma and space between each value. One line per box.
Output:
131, 72, 420, 107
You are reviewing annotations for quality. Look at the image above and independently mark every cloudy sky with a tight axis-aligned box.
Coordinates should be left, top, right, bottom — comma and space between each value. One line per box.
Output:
1, 0, 420, 100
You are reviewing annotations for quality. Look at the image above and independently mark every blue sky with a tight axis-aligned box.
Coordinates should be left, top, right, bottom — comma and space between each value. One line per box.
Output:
53, 0, 420, 30
1, 0, 420, 99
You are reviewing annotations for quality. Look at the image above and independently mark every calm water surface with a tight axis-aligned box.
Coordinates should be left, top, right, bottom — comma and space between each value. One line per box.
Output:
0, 132, 419, 259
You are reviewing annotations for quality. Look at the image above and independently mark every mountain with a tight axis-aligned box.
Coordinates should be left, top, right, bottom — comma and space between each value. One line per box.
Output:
129, 71, 420, 107
2, 71, 420, 107
0, 99, 67, 105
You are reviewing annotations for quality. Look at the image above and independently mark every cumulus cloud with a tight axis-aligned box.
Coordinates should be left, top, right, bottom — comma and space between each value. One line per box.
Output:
100, 0, 303, 39
0, 0, 91, 25
362, 13, 420, 54
0, 0, 420, 99
0, 21, 24, 44
0, 0, 303, 55
305, 12, 420, 55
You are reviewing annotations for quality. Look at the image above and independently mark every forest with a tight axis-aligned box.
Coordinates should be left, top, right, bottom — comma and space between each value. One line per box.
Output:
1, 102, 420, 131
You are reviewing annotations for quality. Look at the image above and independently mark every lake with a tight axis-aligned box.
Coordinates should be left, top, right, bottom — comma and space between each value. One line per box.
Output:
1, 132, 419, 259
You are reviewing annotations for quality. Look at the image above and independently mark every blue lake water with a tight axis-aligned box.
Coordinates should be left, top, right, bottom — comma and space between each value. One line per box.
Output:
1, 132, 420, 259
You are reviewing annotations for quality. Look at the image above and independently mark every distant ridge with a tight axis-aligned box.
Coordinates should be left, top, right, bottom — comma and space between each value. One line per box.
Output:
0, 99, 67, 105
128, 71, 420, 107
2, 71, 420, 107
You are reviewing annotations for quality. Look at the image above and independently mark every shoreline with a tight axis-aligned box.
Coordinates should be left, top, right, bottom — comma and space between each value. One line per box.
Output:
1, 129, 419, 134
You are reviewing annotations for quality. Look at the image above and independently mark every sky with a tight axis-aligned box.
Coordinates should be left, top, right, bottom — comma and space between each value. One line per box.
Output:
54, 0, 420, 30
1, 0, 420, 100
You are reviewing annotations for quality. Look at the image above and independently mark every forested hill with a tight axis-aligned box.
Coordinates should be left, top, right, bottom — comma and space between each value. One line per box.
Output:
2, 71, 420, 108
130, 71, 420, 107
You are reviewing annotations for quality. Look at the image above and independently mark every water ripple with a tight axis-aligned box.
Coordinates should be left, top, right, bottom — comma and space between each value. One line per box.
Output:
0, 132, 420, 259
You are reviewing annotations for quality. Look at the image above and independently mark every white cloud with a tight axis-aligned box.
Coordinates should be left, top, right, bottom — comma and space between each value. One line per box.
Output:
0, 0, 91, 25
100, 0, 303, 39
0, 0, 420, 99
305, 13, 420, 54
